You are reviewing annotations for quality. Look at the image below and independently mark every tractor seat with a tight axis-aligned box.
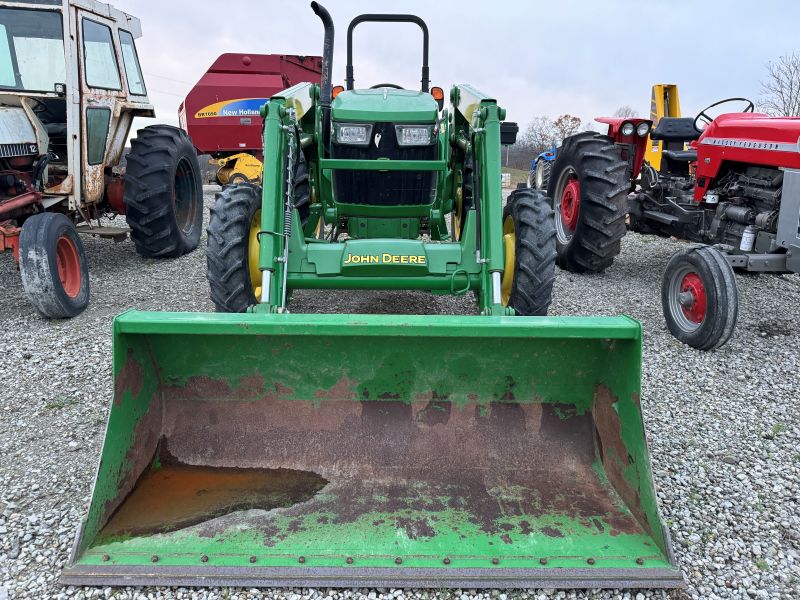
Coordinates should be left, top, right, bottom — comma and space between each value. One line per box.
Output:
650, 118, 701, 142
662, 149, 698, 163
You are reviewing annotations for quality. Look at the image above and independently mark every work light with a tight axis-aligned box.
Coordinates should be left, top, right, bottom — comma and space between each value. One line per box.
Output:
334, 123, 372, 146
621, 122, 635, 136
395, 124, 435, 146
637, 122, 651, 137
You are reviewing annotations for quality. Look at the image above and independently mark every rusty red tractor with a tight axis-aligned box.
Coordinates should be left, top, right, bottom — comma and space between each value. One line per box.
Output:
546, 99, 800, 350
0, 0, 202, 318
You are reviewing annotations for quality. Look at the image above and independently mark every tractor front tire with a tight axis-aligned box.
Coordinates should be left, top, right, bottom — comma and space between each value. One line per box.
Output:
124, 125, 203, 258
529, 159, 552, 191
207, 183, 261, 313
502, 188, 557, 316
19, 213, 90, 318
661, 245, 738, 351
547, 132, 629, 273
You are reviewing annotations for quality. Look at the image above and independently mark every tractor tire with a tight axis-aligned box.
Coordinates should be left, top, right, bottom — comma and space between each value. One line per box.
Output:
529, 159, 552, 191
501, 188, 557, 316
661, 245, 738, 351
124, 125, 203, 258
452, 158, 475, 241
207, 148, 311, 313
207, 183, 261, 313
19, 212, 90, 319
293, 145, 312, 226
547, 132, 629, 273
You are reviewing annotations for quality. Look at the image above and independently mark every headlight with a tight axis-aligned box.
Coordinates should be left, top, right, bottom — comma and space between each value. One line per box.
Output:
395, 124, 435, 147
636, 122, 651, 137
334, 123, 372, 146
621, 122, 635, 136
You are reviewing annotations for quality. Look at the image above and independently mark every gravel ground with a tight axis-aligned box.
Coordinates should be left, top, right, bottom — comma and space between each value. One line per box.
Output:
1, 187, 798, 600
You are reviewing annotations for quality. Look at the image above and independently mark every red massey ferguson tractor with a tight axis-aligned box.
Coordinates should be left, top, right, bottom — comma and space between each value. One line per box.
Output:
547, 99, 800, 350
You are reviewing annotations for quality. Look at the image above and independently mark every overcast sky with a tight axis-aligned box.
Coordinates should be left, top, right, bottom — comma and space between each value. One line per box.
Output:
113, 0, 799, 132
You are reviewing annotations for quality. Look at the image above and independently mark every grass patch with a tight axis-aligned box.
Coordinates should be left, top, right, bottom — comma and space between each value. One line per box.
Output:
756, 559, 769, 571
502, 166, 529, 187
45, 396, 76, 410
764, 422, 787, 439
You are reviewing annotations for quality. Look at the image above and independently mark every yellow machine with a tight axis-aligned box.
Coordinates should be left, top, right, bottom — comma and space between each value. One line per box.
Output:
645, 84, 681, 171
214, 152, 263, 185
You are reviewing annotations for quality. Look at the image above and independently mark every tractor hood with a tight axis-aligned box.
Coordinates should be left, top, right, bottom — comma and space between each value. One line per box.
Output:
701, 113, 800, 151
0, 107, 37, 147
332, 89, 437, 122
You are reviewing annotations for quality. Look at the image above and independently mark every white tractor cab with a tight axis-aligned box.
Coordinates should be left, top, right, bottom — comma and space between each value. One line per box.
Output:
0, 0, 202, 318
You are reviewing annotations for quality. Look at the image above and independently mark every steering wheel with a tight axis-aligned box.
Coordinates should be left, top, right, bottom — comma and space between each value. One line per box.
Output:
370, 83, 404, 90
694, 97, 755, 133
30, 98, 53, 118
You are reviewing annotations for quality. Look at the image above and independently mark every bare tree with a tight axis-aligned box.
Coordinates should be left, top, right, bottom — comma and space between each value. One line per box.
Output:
613, 105, 639, 118
552, 114, 582, 140
759, 52, 800, 116
520, 116, 558, 153
504, 114, 583, 171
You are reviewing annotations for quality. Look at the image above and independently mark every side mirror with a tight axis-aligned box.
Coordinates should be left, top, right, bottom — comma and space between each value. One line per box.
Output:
500, 122, 519, 146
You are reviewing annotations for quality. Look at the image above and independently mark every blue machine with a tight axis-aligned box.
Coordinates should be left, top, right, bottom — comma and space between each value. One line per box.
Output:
528, 146, 557, 190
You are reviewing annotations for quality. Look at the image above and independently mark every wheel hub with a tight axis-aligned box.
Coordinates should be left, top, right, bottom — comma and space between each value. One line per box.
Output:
560, 178, 580, 232
173, 157, 197, 235
678, 272, 707, 324
249, 210, 262, 298
55, 235, 81, 299
501, 215, 515, 306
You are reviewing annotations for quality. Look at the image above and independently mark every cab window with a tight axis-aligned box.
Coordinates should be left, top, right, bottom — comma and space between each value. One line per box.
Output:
82, 18, 120, 90
118, 30, 145, 95
0, 9, 66, 92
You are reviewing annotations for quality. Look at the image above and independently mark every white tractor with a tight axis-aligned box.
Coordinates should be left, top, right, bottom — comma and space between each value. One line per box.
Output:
0, 0, 202, 318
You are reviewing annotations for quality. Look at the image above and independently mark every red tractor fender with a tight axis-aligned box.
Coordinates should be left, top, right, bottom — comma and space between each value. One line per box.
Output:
595, 117, 653, 179
693, 113, 800, 201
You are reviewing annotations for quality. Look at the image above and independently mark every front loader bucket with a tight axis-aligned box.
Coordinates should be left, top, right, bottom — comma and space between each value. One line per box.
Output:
63, 312, 682, 589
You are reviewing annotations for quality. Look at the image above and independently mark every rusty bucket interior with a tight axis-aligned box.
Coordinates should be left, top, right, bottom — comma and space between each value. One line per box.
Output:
63, 311, 682, 589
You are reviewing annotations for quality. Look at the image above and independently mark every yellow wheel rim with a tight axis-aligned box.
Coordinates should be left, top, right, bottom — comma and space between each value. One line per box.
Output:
501, 215, 515, 306
248, 209, 261, 298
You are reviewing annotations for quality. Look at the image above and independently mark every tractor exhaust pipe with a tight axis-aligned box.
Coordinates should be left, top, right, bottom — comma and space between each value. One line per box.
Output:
311, 2, 334, 108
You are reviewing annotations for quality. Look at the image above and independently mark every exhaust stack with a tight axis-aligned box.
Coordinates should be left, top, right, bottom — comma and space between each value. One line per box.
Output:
311, 2, 334, 108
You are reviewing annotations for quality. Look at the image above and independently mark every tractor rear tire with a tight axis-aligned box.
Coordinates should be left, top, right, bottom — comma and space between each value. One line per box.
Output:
547, 132, 629, 273
502, 188, 557, 316
124, 125, 203, 258
207, 183, 261, 313
19, 212, 90, 319
661, 245, 738, 350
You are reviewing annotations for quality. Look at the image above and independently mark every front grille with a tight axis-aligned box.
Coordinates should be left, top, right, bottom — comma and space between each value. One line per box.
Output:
0, 143, 37, 159
332, 122, 436, 206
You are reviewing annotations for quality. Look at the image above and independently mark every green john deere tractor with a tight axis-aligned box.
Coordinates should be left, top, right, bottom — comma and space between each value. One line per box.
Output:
63, 3, 681, 590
